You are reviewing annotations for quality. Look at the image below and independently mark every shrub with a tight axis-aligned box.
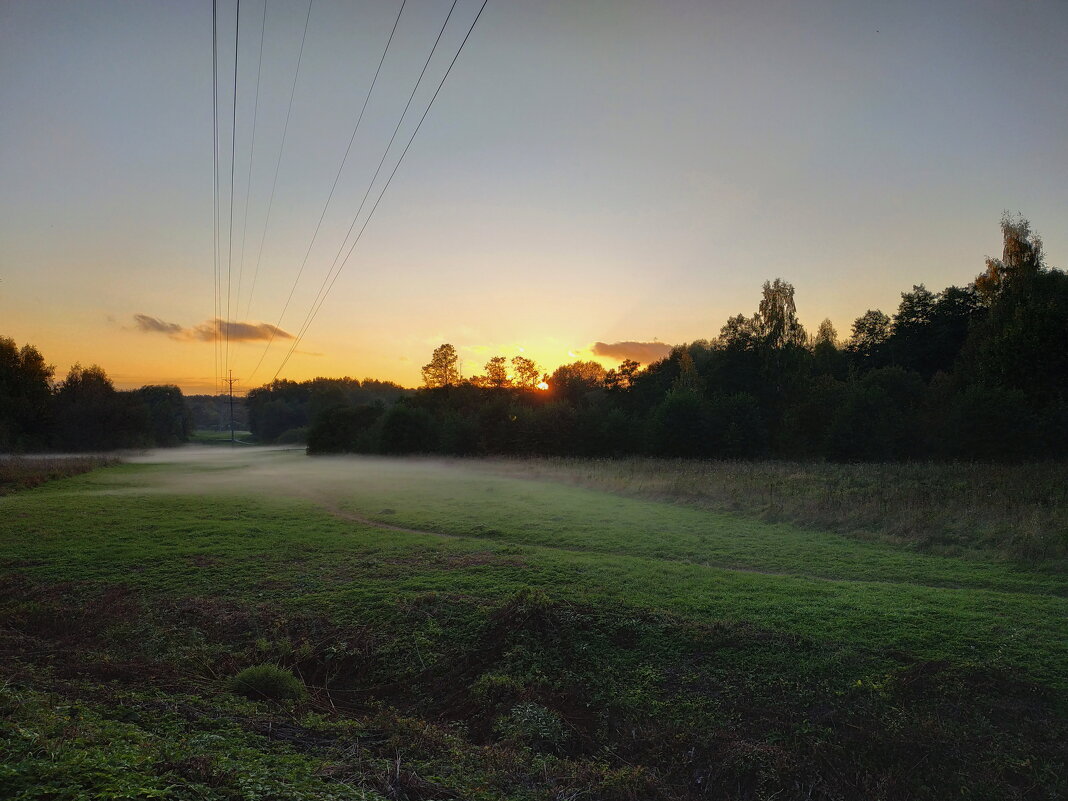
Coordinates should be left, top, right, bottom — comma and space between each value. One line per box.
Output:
274, 426, 308, 445
493, 702, 568, 753
228, 664, 306, 702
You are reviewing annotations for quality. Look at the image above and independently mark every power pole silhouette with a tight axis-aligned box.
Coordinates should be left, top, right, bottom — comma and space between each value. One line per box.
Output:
225, 370, 239, 444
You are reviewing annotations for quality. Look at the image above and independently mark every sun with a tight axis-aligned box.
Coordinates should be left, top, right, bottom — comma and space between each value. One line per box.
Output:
536, 381, 549, 391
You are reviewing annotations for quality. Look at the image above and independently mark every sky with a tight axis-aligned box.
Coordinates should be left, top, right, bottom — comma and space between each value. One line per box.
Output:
2, 0, 1066, 394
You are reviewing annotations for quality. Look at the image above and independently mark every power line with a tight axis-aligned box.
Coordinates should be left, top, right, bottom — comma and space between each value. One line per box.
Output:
272, 0, 490, 380
245, 0, 409, 383
225, 0, 241, 379
266, 0, 463, 381
212, 0, 221, 396
243, 0, 314, 322
234, 0, 268, 331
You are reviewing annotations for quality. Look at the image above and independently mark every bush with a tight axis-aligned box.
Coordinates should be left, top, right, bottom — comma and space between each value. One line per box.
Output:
274, 426, 308, 445
493, 702, 568, 753
228, 664, 306, 702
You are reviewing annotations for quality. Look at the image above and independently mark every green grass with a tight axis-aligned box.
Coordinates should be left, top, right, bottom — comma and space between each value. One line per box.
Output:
1, 450, 1066, 799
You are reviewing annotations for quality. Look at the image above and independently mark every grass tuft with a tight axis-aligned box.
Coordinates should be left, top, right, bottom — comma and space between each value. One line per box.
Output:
228, 664, 307, 702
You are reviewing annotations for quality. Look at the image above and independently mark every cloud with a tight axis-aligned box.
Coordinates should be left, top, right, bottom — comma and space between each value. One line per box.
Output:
590, 340, 672, 365
132, 315, 293, 343
189, 319, 293, 343
133, 314, 184, 336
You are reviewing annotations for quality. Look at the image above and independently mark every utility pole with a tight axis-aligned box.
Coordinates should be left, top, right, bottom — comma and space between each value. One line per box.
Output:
225, 370, 239, 444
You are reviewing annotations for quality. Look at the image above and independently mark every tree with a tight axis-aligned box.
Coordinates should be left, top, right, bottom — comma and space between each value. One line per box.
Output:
887, 285, 938, 374
754, 278, 806, 349
307, 404, 384, 454
550, 360, 606, 396
811, 319, 845, 378
847, 309, 891, 362
133, 385, 192, 446
976, 212, 1045, 301
812, 319, 839, 349
718, 313, 760, 351
54, 363, 147, 450
479, 355, 511, 388
649, 388, 710, 457
511, 355, 541, 389
422, 344, 462, 388
604, 359, 641, 390
672, 350, 704, 394
379, 404, 436, 453
0, 337, 54, 450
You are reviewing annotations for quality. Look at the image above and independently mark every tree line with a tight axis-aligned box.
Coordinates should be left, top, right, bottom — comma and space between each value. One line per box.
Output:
0, 344, 192, 452
298, 214, 1067, 461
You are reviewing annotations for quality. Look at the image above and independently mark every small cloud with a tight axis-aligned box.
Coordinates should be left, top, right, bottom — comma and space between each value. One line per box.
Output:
133, 314, 184, 336
590, 340, 672, 365
189, 319, 293, 343
131, 314, 293, 343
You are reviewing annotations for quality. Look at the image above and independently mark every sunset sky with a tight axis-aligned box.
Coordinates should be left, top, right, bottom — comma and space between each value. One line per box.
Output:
2, 0, 1067, 394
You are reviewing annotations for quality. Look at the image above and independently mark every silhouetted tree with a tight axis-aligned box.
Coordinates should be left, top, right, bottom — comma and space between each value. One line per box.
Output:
975, 212, 1045, 301
550, 360, 607, 402
755, 278, 807, 348
482, 356, 511, 388
511, 355, 542, 389
0, 337, 54, 451
422, 344, 462, 388
811, 319, 846, 378
133, 385, 192, 446
307, 404, 383, 453
604, 359, 641, 391
719, 313, 761, 351
54, 364, 147, 450
379, 404, 436, 453
847, 309, 891, 364
650, 388, 710, 457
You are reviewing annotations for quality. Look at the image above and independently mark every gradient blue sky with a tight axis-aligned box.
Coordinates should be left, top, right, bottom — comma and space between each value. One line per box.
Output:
2, 0, 1066, 392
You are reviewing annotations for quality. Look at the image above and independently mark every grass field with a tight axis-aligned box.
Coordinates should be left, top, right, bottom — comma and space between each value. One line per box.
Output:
2, 448, 1066, 799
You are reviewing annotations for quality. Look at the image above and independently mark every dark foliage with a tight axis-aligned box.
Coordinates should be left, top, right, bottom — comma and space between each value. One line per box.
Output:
245, 377, 409, 443
0, 341, 193, 452
303, 218, 1066, 462
185, 394, 249, 431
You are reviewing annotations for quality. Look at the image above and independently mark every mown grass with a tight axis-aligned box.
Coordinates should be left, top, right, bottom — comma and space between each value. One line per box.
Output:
1, 450, 1066, 799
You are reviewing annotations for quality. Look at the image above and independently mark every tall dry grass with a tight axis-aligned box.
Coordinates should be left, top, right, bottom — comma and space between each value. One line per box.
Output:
483, 457, 1068, 565
0, 454, 121, 494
